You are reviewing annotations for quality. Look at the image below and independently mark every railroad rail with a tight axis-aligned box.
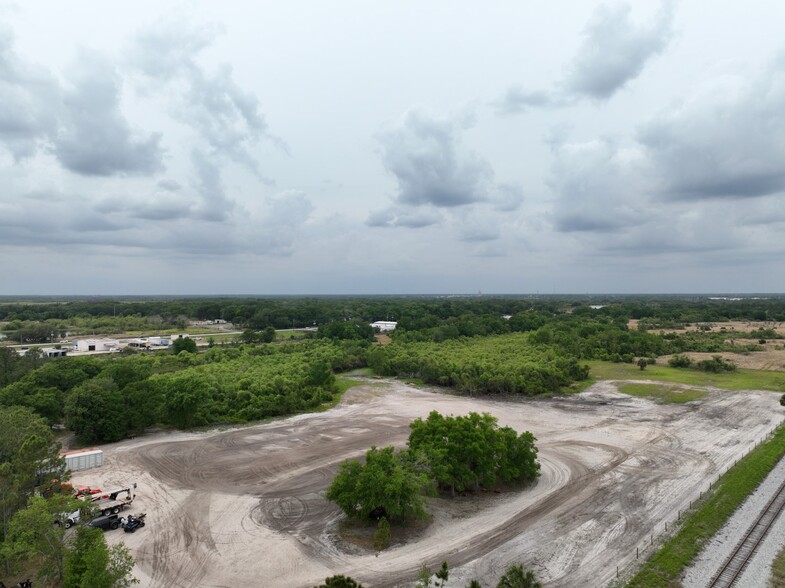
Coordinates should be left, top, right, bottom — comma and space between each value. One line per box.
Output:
707, 474, 785, 587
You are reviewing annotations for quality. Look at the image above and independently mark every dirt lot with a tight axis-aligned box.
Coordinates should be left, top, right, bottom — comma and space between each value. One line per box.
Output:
628, 319, 785, 336
72, 379, 784, 588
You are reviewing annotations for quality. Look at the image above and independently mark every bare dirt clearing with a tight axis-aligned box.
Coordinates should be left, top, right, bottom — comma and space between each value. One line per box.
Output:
73, 379, 784, 588
658, 350, 785, 371
628, 320, 785, 336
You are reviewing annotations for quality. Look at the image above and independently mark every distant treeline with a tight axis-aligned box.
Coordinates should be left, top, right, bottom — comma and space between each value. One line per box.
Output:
0, 295, 783, 324
3, 295, 785, 342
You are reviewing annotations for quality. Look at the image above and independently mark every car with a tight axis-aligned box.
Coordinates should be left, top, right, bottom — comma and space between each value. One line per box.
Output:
87, 514, 121, 531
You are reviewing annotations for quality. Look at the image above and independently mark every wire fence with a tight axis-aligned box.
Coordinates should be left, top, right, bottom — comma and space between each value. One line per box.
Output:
609, 423, 782, 587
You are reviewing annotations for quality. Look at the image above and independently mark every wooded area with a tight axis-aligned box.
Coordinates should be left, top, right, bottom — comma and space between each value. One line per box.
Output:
2, 294, 784, 585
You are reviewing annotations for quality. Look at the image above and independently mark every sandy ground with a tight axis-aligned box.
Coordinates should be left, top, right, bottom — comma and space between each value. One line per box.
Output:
70, 379, 784, 588
683, 455, 785, 588
628, 320, 785, 336
658, 349, 785, 372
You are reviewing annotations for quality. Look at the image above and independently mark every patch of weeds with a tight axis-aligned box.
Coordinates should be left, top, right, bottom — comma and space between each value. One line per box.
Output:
618, 383, 707, 404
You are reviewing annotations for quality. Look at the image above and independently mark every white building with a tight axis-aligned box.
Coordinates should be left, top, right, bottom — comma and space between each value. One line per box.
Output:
73, 338, 119, 352
42, 347, 68, 357
370, 321, 397, 332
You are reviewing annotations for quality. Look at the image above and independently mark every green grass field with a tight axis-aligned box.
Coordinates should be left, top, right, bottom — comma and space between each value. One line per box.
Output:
587, 361, 785, 392
617, 383, 707, 403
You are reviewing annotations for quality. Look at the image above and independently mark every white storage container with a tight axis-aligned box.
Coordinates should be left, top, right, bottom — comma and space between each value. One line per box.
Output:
63, 449, 104, 471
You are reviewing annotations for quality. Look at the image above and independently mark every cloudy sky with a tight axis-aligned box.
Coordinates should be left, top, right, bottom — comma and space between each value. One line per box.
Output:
2, 1, 784, 295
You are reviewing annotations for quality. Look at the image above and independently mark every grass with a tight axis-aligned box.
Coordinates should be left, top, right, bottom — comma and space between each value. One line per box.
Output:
617, 383, 707, 403
772, 545, 785, 587
343, 367, 376, 377
625, 424, 785, 587
586, 360, 785, 392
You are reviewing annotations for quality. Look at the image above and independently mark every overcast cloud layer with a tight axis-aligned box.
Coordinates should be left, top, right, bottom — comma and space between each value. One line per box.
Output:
1, 1, 784, 294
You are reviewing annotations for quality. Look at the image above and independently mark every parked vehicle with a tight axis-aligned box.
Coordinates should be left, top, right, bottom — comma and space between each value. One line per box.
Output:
95, 496, 133, 517
93, 484, 136, 516
87, 514, 121, 531
54, 509, 81, 529
122, 513, 146, 533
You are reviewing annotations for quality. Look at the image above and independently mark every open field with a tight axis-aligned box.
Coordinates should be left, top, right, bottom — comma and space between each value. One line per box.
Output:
628, 320, 785, 337
587, 361, 785, 391
70, 377, 784, 587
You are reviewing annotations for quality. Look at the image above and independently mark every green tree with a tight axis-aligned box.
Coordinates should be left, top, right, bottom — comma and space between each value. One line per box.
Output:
495, 564, 541, 588
122, 379, 165, 434
780, 393, 785, 407
373, 517, 391, 551
64, 378, 126, 444
0, 405, 67, 571
161, 373, 212, 428
261, 326, 277, 343
408, 411, 539, 496
318, 321, 375, 342
4, 494, 82, 585
172, 336, 198, 354
326, 446, 431, 522
637, 358, 648, 371
64, 526, 137, 588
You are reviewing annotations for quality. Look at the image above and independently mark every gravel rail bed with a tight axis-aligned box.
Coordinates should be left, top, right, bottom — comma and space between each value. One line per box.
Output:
683, 453, 785, 588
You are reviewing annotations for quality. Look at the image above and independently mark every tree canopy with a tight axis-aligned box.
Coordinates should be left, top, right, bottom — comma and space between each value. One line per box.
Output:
326, 411, 539, 524
408, 411, 540, 495
326, 446, 431, 523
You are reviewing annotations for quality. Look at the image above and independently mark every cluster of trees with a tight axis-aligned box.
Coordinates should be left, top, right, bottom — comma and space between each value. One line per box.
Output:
327, 411, 539, 523
668, 354, 737, 373
317, 321, 375, 342
409, 412, 540, 496
367, 334, 589, 396
1, 341, 359, 443
0, 406, 136, 586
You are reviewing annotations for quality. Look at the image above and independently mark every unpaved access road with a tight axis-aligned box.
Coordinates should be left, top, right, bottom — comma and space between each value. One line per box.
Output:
73, 379, 784, 588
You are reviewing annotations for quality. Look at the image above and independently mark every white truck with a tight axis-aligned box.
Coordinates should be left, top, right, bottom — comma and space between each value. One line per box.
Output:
58, 509, 81, 529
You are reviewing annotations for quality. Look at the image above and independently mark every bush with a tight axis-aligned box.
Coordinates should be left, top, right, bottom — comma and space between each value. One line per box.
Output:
496, 564, 542, 588
696, 355, 736, 373
780, 394, 785, 407
373, 517, 391, 551
668, 354, 692, 368
315, 576, 363, 588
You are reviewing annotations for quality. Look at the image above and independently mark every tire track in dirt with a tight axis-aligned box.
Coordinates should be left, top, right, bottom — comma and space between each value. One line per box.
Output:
93, 380, 784, 588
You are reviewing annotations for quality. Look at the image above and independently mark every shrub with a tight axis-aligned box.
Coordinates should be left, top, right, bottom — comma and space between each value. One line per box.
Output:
315, 576, 363, 588
696, 355, 736, 373
373, 517, 391, 551
668, 354, 692, 368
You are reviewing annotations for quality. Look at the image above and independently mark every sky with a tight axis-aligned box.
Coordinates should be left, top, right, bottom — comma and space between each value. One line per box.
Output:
1, 0, 784, 295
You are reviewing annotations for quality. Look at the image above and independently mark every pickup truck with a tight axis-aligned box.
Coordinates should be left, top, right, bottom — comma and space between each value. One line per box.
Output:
53, 509, 81, 529
88, 514, 122, 531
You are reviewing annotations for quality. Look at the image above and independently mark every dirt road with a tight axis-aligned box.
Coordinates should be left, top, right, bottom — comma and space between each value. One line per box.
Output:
74, 379, 783, 587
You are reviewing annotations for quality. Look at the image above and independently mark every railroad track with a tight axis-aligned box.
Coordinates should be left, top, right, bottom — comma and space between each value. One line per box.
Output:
707, 474, 785, 587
